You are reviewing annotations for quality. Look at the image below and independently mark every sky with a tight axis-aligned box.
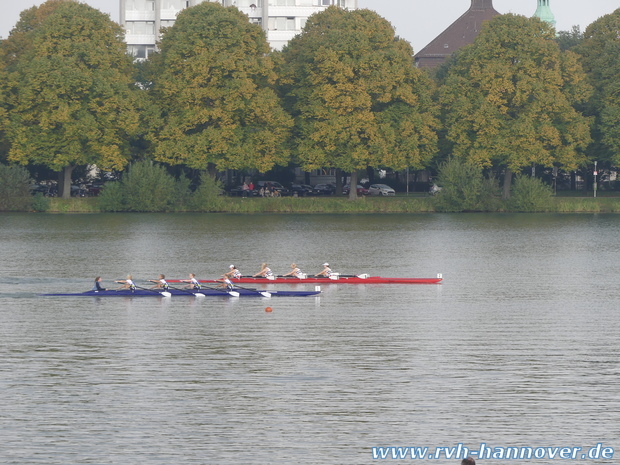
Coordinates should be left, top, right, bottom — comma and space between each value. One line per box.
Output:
1, 0, 619, 53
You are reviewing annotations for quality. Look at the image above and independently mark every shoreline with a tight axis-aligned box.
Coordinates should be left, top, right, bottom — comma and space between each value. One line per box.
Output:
10, 195, 620, 214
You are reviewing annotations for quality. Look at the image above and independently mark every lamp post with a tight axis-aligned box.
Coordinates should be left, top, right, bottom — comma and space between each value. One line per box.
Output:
593, 161, 598, 198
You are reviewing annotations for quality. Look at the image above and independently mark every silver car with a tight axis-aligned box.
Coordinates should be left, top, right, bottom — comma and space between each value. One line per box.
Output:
368, 184, 396, 196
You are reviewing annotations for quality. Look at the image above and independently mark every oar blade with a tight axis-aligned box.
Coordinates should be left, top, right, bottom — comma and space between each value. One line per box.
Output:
229, 291, 240, 297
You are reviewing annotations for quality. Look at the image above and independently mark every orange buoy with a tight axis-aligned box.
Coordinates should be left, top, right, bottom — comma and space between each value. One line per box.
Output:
265, 306, 273, 313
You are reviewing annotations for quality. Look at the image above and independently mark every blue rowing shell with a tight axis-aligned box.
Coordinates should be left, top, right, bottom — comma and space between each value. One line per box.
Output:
40, 289, 320, 297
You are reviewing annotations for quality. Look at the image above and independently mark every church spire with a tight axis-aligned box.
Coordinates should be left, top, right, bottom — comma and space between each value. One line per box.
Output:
534, 0, 556, 27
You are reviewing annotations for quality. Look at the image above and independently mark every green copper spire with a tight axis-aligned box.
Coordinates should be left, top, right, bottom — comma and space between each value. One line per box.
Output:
534, 0, 556, 27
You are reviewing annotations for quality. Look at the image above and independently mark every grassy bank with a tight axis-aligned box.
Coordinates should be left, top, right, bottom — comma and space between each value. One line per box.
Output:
36, 195, 620, 213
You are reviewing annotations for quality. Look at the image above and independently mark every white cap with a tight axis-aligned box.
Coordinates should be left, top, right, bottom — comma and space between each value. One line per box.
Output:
323, 263, 329, 266
229, 265, 235, 268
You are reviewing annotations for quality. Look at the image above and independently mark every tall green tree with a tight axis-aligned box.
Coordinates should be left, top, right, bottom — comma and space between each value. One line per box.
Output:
0, 0, 141, 198
439, 14, 592, 198
149, 2, 292, 174
576, 9, 620, 165
278, 7, 437, 199
556, 26, 583, 52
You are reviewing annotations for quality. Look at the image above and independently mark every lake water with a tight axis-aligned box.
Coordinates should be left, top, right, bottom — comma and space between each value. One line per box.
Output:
0, 213, 618, 464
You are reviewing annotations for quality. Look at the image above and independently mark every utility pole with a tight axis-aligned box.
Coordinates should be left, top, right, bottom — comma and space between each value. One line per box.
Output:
593, 161, 598, 198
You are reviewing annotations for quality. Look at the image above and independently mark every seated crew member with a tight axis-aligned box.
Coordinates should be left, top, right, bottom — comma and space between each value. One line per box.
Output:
216, 275, 235, 291
92, 277, 108, 291
253, 263, 273, 278
115, 275, 136, 290
315, 263, 333, 277
180, 273, 201, 290
225, 265, 242, 279
282, 263, 304, 279
148, 274, 169, 291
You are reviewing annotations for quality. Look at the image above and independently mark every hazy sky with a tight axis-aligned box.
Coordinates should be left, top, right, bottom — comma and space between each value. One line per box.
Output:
1, 1, 619, 53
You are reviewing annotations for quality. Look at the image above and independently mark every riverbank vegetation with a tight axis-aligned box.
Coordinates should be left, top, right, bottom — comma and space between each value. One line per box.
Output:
1, 3, 620, 206
28, 195, 620, 214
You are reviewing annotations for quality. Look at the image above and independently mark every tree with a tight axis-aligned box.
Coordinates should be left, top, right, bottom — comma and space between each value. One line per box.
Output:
556, 26, 583, 52
576, 9, 620, 166
278, 7, 437, 199
0, 1, 141, 198
148, 2, 292, 174
439, 14, 592, 198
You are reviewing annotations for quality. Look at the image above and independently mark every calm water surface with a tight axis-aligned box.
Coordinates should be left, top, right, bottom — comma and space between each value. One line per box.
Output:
0, 213, 619, 464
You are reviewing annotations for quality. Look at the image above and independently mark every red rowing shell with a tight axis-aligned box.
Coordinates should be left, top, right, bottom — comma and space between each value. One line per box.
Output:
168, 276, 442, 285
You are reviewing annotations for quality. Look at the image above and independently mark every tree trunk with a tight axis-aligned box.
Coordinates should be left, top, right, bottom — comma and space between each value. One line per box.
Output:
366, 166, 375, 185
348, 170, 359, 200
335, 168, 343, 195
207, 162, 218, 179
502, 168, 513, 200
58, 165, 75, 199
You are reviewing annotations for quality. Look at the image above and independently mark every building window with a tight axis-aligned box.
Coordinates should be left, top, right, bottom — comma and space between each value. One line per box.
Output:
269, 17, 296, 30
133, 45, 147, 59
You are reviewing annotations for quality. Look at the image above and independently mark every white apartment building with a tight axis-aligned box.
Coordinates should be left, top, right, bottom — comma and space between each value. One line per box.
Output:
120, 0, 358, 59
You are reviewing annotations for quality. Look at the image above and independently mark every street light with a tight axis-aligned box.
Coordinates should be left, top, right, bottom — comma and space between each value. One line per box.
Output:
594, 161, 598, 198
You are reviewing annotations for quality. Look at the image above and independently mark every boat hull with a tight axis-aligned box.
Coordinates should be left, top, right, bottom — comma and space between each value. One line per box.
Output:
41, 289, 320, 297
169, 276, 442, 285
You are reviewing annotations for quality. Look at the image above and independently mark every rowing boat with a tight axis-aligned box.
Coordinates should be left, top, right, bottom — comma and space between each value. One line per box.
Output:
40, 289, 321, 297
169, 274, 443, 285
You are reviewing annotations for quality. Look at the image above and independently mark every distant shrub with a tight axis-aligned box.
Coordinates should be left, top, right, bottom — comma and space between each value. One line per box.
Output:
188, 172, 225, 211
98, 160, 184, 212
0, 163, 33, 211
31, 193, 50, 212
433, 158, 501, 212
508, 176, 553, 212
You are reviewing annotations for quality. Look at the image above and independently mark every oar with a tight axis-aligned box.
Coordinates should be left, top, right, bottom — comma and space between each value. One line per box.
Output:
232, 285, 271, 298
168, 285, 205, 298
202, 284, 240, 298
135, 285, 172, 298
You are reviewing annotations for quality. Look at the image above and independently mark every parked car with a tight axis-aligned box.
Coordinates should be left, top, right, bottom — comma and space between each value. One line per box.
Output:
290, 184, 313, 197
312, 183, 336, 195
227, 185, 256, 197
368, 184, 396, 196
342, 184, 369, 196
256, 181, 289, 196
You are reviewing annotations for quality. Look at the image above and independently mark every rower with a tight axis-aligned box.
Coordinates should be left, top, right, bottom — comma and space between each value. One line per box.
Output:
115, 275, 136, 290
180, 273, 201, 290
217, 275, 235, 291
148, 274, 169, 291
253, 263, 274, 278
225, 265, 242, 279
283, 263, 304, 279
92, 277, 107, 291
315, 263, 333, 277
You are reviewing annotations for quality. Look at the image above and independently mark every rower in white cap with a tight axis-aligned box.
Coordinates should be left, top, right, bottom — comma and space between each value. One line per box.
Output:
225, 264, 242, 279
315, 263, 333, 277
